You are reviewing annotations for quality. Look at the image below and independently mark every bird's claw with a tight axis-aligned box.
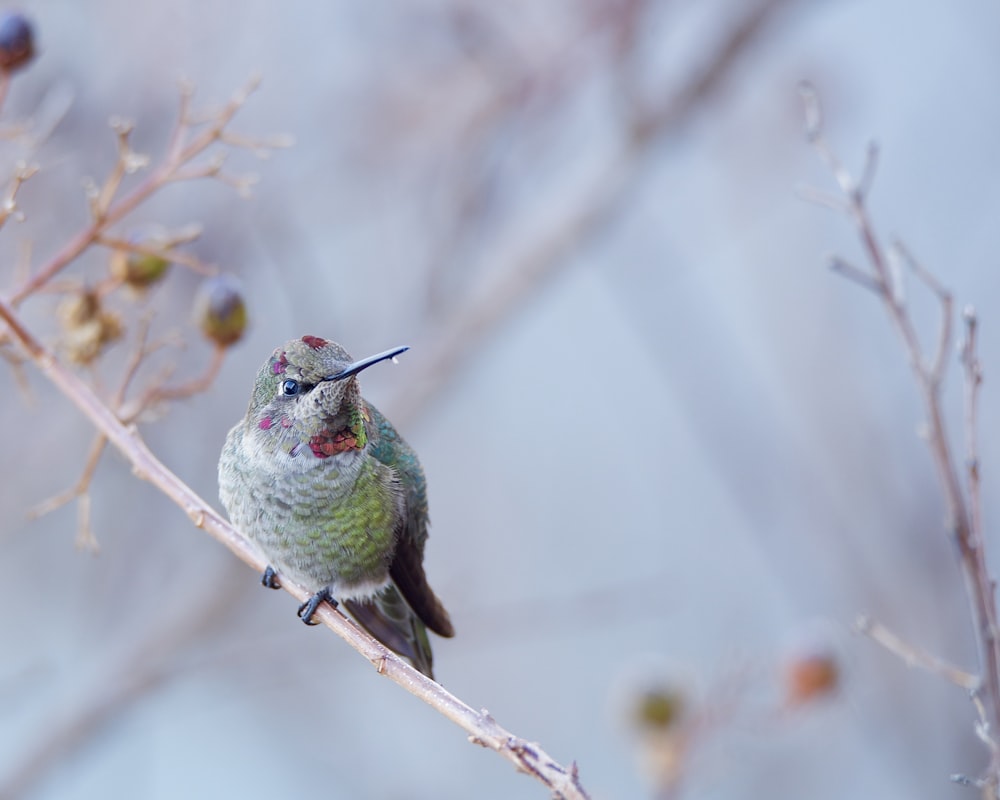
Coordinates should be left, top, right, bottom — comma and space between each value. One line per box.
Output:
261, 566, 281, 590
298, 588, 337, 625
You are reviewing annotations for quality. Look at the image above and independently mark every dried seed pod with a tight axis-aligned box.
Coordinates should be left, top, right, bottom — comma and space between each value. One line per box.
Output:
58, 290, 123, 365
58, 291, 100, 329
194, 274, 247, 347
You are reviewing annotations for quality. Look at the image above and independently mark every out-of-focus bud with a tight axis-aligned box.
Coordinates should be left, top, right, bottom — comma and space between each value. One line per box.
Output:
194, 274, 247, 347
110, 236, 171, 290
0, 12, 34, 72
58, 290, 123, 365
632, 685, 686, 733
784, 647, 839, 707
618, 676, 692, 797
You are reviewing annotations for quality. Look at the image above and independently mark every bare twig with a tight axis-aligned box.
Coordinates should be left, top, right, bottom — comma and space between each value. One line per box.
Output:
961, 307, 985, 558
827, 255, 884, 296
23, 318, 206, 550
0, 295, 591, 800
795, 183, 850, 213
894, 239, 953, 387
122, 343, 225, 416
856, 141, 880, 203
8, 79, 281, 306
0, 331, 30, 396
855, 614, 978, 690
112, 316, 163, 406
25, 432, 107, 552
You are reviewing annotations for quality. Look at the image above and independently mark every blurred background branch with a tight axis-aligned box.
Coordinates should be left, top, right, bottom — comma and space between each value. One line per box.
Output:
387, 0, 795, 426
802, 83, 1000, 793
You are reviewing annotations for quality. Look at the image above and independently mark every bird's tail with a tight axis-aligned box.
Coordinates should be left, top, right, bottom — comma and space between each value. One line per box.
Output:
344, 584, 435, 679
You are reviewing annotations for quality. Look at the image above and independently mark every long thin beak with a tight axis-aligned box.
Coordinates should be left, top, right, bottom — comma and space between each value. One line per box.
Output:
322, 345, 410, 382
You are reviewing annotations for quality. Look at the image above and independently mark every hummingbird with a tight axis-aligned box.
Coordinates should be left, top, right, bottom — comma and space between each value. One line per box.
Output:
218, 335, 454, 678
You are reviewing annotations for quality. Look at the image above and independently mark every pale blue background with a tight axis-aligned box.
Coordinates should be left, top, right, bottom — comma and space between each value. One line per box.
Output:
2, 1, 998, 798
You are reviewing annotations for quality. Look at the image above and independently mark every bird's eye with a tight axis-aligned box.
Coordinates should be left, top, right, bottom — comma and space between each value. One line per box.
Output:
281, 379, 300, 397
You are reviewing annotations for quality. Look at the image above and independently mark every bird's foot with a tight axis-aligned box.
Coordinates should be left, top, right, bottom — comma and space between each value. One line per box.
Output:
298, 588, 338, 625
261, 566, 281, 590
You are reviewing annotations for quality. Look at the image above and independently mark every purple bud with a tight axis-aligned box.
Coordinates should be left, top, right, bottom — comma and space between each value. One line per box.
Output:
193, 274, 247, 347
0, 12, 34, 72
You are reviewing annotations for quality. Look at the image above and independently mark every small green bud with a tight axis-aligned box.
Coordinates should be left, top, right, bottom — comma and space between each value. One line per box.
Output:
0, 12, 34, 72
194, 274, 247, 347
111, 242, 171, 289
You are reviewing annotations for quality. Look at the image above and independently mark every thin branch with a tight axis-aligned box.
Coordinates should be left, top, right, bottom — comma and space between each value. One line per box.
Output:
113, 315, 161, 406
795, 183, 850, 213
8, 78, 273, 305
26, 316, 223, 550
90, 118, 148, 220
25, 432, 107, 552
827, 255, 884, 296
96, 233, 216, 276
961, 306, 984, 551
855, 614, 978, 690
73, 492, 97, 552
0, 332, 31, 397
856, 141, 880, 203
122, 343, 225, 417
218, 129, 295, 155
23, 318, 156, 545
894, 238, 953, 387
0, 294, 591, 800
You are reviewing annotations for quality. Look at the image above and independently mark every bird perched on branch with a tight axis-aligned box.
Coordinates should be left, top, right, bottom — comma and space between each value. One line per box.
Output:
219, 335, 453, 678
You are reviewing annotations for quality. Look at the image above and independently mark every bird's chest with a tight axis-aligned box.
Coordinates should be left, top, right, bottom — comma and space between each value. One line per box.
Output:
236, 448, 402, 593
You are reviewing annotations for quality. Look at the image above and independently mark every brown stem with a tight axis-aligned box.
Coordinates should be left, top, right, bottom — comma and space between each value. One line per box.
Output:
0, 294, 591, 800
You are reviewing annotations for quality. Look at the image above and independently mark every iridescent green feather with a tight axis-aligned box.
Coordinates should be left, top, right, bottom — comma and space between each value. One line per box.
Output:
366, 401, 428, 546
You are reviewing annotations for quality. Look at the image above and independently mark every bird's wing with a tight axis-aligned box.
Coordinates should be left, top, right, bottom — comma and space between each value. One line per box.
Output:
365, 401, 454, 638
